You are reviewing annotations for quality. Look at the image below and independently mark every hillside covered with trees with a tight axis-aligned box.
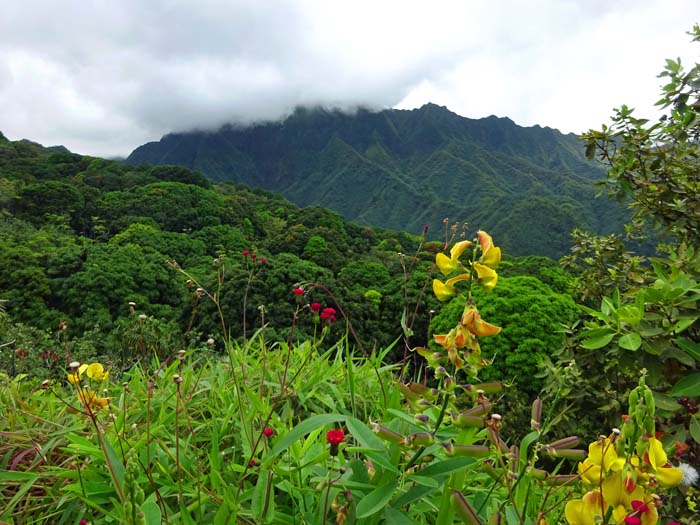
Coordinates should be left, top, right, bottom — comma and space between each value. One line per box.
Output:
127, 104, 629, 258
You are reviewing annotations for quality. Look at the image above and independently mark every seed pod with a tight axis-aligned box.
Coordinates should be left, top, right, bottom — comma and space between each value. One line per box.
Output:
396, 382, 420, 402
370, 422, 406, 445
442, 443, 491, 458
531, 398, 542, 431
407, 382, 439, 401
487, 427, 509, 453
462, 402, 493, 417
546, 474, 578, 486
488, 512, 502, 525
543, 436, 580, 451
542, 448, 586, 460
466, 382, 506, 394
408, 432, 435, 447
452, 490, 483, 524
451, 412, 486, 428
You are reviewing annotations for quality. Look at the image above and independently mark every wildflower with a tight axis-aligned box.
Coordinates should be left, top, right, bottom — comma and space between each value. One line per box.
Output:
436, 240, 472, 275
310, 302, 321, 313
77, 388, 110, 411
68, 363, 89, 384
259, 257, 267, 264
320, 307, 337, 323
86, 363, 109, 382
476, 230, 501, 269
673, 440, 689, 458
327, 429, 345, 456
242, 249, 250, 256
248, 459, 258, 468
251, 253, 257, 260
263, 427, 274, 438
645, 437, 683, 487
80, 519, 88, 525
292, 287, 305, 296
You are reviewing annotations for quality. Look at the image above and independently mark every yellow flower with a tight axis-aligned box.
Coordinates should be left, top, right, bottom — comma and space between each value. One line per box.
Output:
433, 274, 471, 301
77, 388, 110, 411
565, 491, 602, 525
473, 263, 498, 291
67, 363, 88, 385
86, 362, 109, 382
477, 231, 501, 269
436, 240, 472, 275
646, 437, 683, 487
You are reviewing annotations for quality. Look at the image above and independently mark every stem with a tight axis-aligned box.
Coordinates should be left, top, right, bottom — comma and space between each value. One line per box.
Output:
405, 392, 450, 470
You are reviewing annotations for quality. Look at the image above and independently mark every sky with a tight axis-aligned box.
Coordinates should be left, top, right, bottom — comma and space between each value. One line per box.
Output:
1, 1, 699, 158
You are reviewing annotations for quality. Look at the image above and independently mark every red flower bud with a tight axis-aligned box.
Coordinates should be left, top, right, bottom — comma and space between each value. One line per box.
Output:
251, 253, 257, 260
292, 287, 305, 296
263, 427, 274, 438
259, 257, 267, 264
311, 302, 321, 312
242, 249, 250, 256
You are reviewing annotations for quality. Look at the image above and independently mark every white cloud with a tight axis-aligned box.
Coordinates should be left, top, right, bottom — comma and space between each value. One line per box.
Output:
0, 0, 698, 157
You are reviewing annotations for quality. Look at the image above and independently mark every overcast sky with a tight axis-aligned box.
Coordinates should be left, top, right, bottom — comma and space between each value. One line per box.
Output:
1, 1, 699, 158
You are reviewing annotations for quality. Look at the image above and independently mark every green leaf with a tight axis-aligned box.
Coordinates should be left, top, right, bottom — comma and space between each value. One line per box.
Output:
618, 332, 642, 351
263, 413, 344, 465
675, 337, 700, 361
345, 417, 385, 451
581, 332, 615, 350
356, 481, 398, 519
142, 498, 162, 525
385, 507, 420, 525
671, 373, 700, 397
406, 474, 439, 488
691, 417, 700, 444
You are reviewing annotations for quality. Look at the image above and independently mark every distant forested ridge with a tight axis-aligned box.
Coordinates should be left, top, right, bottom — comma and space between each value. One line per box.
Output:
0, 131, 574, 374
127, 103, 627, 257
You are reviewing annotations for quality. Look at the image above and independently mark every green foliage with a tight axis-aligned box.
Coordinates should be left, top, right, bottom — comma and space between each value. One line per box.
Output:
127, 104, 630, 258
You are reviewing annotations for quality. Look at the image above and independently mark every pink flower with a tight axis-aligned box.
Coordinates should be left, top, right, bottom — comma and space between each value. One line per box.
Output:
263, 427, 274, 438
248, 459, 258, 467
310, 302, 322, 313
242, 249, 250, 257
624, 517, 641, 525
80, 519, 88, 525
292, 287, 305, 296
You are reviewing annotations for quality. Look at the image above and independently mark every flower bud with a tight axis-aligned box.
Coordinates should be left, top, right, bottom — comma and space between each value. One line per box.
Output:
531, 398, 542, 431
370, 422, 406, 445
442, 443, 491, 458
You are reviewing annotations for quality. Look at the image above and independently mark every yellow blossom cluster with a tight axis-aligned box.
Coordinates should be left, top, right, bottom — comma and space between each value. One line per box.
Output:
67, 362, 111, 411
566, 436, 682, 525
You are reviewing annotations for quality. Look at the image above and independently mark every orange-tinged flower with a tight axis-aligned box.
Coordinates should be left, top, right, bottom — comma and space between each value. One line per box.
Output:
77, 388, 110, 411
461, 304, 501, 337
436, 240, 472, 275
473, 263, 498, 291
477, 231, 501, 269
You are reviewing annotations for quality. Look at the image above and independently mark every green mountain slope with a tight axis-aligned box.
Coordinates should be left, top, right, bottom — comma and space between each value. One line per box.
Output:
127, 104, 623, 257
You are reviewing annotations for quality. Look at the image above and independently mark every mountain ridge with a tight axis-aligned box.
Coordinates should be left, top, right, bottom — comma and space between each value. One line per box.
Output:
124, 103, 624, 257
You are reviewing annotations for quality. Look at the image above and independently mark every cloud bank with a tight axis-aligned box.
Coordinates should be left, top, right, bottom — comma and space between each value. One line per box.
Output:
0, 0, 698, 157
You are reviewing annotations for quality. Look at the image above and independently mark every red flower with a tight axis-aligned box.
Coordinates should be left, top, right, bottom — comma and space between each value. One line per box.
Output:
310, 302, 321, 313
320, 307, 337, 323
242, 249, 250, 257
263, 427, 274, 438
248, 459, 258, 467
631, 500, 649, 512
251, 253, 257, 260
293, 287, 305, 296
80, 519, 88, 525
259, 257, 267, 264
41, 352, 47, 359
326, 429, 345, 445
624, 517, 641, 525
